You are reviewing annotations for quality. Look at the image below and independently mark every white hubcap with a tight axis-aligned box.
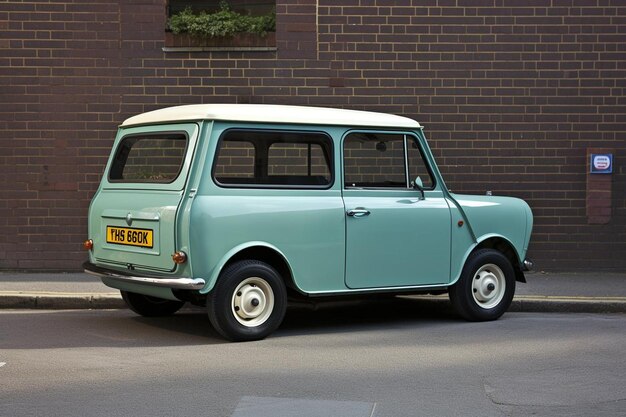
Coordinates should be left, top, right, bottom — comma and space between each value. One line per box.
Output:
231, 277, 274, 327
472, 263, 505, 309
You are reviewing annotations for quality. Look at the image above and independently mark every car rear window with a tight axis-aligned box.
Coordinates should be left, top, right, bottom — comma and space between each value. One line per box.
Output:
108, 133, 188, 183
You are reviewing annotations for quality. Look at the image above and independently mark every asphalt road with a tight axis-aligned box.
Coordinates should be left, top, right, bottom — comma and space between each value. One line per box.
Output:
1, 300, 625, 417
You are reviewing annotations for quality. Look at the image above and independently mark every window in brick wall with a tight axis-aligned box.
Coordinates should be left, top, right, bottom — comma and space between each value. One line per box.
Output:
165, 0, 276, 49
168, 0, 274, 16
344, 133, 434, 189
213, 130, 333, 188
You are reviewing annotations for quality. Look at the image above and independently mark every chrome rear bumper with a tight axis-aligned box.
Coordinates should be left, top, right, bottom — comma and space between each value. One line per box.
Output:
522, 258, 534, 272
83, 262, 206, 290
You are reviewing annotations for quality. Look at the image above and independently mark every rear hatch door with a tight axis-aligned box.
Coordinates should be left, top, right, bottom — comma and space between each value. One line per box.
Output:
89, 123, 199, 273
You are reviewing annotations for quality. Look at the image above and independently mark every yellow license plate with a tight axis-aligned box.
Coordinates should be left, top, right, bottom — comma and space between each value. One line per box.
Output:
106, 226, 153, 248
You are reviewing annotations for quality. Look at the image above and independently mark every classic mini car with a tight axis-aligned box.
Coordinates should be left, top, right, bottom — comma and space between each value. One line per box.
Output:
84, 104, 533, 341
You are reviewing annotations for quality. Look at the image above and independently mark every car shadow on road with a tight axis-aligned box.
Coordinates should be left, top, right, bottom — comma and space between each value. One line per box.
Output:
275, 296, 459, 337
0, 308, 226, 349
129, 308, 226, 342
0, 297, 459, 349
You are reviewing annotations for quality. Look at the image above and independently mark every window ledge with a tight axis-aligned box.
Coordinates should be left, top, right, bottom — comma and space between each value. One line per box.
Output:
164, 32, 276, 52
163, 46, 276, 53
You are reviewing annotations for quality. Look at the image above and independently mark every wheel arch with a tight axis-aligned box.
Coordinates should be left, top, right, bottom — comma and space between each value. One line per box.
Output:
452, 234, 526, 285
201, 242, 299, 295
472, 235, 526, 283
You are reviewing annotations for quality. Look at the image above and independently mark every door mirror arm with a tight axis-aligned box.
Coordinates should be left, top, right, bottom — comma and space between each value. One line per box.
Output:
412, 176, 425, 200
413, 182, 425, 200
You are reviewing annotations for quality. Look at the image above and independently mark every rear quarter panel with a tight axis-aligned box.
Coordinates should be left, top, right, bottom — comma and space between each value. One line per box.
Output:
189, 122, 347, 294
189, 192, 346, 293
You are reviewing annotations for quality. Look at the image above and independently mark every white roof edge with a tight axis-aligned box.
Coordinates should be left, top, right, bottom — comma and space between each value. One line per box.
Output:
121, 104, 421, 129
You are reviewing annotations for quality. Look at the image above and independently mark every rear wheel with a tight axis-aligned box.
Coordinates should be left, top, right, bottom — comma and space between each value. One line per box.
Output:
207, 260, 287, 342
121, 291, 184, 317
449, 249, 515, 321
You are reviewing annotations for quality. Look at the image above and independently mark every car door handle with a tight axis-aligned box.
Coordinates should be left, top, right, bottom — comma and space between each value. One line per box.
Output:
347, 209, 370, 218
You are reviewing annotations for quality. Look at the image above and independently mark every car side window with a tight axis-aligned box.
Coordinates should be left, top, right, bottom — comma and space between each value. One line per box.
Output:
213, 129, 333, 188
343, 132, 434, 189
407, 138, 434, 189
268, 142, 330, 179
213, 139, 255, 179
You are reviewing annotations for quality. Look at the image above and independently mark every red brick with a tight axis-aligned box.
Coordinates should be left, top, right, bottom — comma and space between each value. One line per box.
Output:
0, 1, 624, 271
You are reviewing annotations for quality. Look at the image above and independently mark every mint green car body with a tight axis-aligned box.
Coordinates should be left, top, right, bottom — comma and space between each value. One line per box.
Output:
86, 105, 533, 309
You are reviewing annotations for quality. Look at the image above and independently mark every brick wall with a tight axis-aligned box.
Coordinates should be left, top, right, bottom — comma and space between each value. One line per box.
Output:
1, 0, 625, 271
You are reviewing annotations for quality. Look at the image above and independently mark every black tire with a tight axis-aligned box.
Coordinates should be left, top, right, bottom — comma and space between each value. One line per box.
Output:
121, 291, 185, 317
207, 260, 287, 342
449, 249, 516, 321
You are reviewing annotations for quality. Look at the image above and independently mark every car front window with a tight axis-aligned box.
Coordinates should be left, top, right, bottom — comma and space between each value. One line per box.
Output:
343, 132, 434, 189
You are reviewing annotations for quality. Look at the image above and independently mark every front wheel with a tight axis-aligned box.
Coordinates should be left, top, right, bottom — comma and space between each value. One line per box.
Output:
121, 291, 185, 317
449, 249, 515, 321
207, 260, 287, 342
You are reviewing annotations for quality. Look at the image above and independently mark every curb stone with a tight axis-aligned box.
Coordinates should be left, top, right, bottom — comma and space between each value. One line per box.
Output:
511, 296, 626, 314
0, 292, 124, 310
406, 295, 626, 314
1, 292, 625, 313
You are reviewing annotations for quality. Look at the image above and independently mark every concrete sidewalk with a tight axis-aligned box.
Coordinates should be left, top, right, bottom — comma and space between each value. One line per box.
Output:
0, 271, 625, 313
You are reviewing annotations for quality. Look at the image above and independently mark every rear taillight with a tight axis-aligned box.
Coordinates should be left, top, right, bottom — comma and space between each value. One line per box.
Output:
172, 251, 187, 264
83, 239, 93, 251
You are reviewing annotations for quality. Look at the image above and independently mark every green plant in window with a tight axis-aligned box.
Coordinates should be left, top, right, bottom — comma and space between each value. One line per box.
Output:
167, 1, 276, 38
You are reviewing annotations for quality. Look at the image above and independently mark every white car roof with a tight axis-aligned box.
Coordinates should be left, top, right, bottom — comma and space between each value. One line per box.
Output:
121, 104, 421, 129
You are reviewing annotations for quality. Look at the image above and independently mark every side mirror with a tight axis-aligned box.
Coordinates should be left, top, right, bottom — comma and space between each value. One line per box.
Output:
412, 176, 425, 200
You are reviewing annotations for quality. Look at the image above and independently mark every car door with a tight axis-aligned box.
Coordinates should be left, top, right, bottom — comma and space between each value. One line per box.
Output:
89, 123, 199, 273
342, 131, 451, 289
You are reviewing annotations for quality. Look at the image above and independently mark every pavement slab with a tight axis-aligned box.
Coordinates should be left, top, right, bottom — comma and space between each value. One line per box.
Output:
1, 271, 625, 313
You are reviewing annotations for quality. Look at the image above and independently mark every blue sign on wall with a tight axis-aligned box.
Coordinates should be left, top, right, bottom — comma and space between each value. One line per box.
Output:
590, 154, 613, 174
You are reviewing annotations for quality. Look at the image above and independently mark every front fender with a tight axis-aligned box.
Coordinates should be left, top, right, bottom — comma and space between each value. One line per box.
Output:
451, 234, 526, 285
448, 194, 531, 283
